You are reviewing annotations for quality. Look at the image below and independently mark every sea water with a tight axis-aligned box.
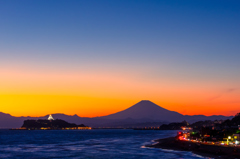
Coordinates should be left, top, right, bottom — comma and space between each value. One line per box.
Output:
0, 129, 208, 159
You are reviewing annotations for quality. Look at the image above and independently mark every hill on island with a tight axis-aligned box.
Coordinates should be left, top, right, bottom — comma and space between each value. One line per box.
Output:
21, 119, 88, 130
0, 100, 234, 128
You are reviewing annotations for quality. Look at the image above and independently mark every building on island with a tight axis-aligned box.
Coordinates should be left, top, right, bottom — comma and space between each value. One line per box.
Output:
48, 114, 54, 120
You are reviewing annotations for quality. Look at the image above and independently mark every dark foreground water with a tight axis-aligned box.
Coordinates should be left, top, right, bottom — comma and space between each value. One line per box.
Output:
0, 129, 208, 159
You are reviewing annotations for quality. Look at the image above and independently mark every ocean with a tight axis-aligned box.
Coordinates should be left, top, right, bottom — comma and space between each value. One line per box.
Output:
0, 129, 207, 159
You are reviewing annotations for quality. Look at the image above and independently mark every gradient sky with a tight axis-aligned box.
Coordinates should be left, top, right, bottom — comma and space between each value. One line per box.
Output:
0, 0, 240, 117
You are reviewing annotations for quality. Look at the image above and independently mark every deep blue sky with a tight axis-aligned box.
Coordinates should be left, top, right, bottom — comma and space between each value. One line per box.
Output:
1, 0, 239, 68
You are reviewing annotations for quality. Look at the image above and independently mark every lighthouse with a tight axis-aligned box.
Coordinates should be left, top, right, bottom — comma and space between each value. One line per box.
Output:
48, 114, 54, 120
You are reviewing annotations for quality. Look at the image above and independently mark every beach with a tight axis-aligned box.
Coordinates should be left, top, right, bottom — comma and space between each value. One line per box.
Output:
147, 137, 240, 159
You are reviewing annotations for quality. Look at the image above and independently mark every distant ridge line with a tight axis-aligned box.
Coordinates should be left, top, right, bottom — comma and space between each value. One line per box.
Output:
0, 100, 233, 128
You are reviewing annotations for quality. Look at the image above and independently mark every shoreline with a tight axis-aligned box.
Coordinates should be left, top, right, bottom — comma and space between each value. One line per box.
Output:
146, 137, 240, 159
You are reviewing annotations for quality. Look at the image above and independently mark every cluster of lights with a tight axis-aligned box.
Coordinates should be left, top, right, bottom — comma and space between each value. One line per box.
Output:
178, 132, 240, 147
181, 127, 192, 131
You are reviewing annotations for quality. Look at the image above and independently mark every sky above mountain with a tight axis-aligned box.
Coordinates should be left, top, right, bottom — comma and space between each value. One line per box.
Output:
0, 0, 240, 117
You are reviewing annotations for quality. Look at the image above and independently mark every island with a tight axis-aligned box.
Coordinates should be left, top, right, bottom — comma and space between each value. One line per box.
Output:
12, 114, 91, 130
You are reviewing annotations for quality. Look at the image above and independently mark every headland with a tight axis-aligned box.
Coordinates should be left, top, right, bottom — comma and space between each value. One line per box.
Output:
147, 137, 240, 159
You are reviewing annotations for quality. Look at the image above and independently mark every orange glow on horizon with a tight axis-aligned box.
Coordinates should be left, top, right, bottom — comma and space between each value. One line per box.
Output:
0, 66, 239, 117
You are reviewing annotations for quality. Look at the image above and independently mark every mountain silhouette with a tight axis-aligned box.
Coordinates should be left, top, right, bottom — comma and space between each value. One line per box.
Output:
102, 100, 184, 122
0, 100, 234, 128
0, 112, 25, 128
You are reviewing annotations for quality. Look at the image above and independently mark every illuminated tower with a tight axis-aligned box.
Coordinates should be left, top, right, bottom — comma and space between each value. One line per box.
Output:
48, 114, 54, 120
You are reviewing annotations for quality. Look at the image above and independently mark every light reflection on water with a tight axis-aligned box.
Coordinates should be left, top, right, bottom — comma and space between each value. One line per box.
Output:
0, 129, 209, 159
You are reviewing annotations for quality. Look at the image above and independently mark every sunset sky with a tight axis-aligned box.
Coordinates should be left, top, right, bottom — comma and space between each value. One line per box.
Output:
1, 0, 240, 117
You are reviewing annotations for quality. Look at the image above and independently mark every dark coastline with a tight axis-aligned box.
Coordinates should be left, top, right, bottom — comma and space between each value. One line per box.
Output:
146, 137, 240, 159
